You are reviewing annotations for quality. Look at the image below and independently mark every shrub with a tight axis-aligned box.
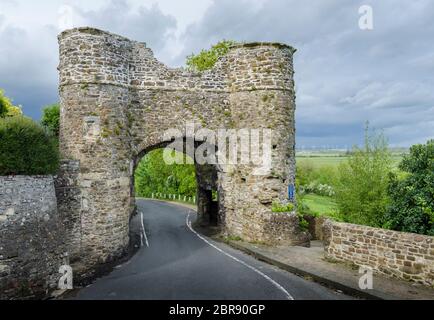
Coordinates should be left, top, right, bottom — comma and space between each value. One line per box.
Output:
41, 103, 60, 137
303, 182, 335, 197
271, 201, 309, 230
296, 161, 338, 197
334, 124, 392, 227
296, 161, 315, 187
186, 40, 237, 72
272, 201, 295, 213
0, 116, 59, 175
385, 140, 434, 235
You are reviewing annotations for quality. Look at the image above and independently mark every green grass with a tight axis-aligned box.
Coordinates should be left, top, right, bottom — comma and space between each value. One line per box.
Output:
302, 194, 338, 217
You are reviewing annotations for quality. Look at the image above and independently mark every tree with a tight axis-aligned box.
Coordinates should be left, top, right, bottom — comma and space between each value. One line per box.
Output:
0, 116, 59, 175
135, 149, 197, 198
186, 40, 237, 72
385, 140, 434, 235
0, 89, 22, 118
335, 124, 392, 227
41, 103, 60, 136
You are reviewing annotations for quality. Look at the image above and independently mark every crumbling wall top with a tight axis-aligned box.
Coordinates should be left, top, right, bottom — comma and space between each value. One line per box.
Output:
58, 27, 296, 92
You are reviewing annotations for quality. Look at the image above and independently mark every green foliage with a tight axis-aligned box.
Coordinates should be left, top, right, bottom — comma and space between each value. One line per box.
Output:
271, 200, 309, 231
0, 116, 59, 175
41, 103, 60, 137
0, 89, 22, 118
334, 124, 393, 227
224, 235, 243, 242
298, 215, 310, 231
186, 40, 237, 72
271, 201, 295, 213
385, 140, 434, 235
296, 161, 338, 195
135, 149, 197, 198
0, 95, 6, 117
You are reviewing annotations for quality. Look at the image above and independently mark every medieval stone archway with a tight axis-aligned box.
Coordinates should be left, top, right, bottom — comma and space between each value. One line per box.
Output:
56, 27, 309, 273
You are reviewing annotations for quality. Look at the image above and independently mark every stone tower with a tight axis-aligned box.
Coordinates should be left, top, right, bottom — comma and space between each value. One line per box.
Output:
56, 27, 308, 276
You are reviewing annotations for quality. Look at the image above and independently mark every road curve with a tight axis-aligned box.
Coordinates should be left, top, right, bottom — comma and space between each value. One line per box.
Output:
72, 200, 352, 300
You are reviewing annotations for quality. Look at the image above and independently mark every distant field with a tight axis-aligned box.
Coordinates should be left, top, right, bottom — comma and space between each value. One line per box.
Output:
296, 155, 404, 168
296, 156, 346, 168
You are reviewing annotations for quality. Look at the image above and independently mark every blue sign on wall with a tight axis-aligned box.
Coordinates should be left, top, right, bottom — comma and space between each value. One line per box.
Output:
288, 184, 295, 201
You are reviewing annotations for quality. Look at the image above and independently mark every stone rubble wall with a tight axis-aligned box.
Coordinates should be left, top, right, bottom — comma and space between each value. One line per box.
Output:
0, 176, 66, 299
323, 220, 434, 286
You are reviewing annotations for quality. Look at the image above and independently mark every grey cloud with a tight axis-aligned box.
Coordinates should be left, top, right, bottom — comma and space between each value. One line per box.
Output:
175, 0, 434, 147
0, 22, 59, 118
0, 0, 177, 120
73, 0, 177, 51
0, 0, 432, 147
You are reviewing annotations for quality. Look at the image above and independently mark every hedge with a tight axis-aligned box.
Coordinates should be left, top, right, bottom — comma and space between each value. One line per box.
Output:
0, 116, 59, 175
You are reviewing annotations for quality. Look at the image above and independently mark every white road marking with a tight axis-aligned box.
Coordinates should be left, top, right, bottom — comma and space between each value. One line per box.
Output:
186, 211, 294, 300
140, 212, 149, 248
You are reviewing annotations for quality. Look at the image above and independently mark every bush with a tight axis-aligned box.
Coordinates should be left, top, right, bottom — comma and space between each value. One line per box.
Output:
41, 103, 60, 137
335, 125, 392, 227
385, 140, 434, 235
272, 201, 295, 213
0, 116, 59, 175
296, 161, 338, 196
186, 40, 237, 72
303, 182, 335, 197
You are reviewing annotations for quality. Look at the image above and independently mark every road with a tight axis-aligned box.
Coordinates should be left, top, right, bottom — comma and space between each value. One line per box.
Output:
73, 200, 352, 300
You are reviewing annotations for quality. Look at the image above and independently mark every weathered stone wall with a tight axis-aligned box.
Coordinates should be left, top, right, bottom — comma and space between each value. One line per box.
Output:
323, 220, 434, 286
0, 176, 66, 299
57, 27, 307, 273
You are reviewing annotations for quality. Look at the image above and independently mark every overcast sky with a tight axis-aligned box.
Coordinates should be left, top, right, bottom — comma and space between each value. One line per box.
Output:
0, 0, 433, 148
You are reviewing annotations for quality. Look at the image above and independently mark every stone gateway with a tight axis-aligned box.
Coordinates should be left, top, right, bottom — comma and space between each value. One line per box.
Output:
56, 27, 308, 276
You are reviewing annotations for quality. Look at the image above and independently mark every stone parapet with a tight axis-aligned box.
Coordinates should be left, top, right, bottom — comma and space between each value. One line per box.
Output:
323, 220, 434, 286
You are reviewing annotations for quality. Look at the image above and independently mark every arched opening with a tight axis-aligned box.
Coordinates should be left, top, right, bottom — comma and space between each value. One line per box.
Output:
131, 140, 221, 229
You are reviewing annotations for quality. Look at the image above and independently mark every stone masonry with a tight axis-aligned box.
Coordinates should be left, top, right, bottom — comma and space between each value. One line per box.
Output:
57, 27, 309, 275
0, 176, 66, 299
323, 220, 434, 286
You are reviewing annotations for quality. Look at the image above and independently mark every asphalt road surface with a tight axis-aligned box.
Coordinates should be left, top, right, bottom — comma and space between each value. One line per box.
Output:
73, 200, 353, 300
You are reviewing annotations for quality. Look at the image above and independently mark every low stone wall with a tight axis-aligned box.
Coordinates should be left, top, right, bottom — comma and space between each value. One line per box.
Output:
323, 220, 434, 286
0, 176, 66, 299
261, 212, 310, 246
